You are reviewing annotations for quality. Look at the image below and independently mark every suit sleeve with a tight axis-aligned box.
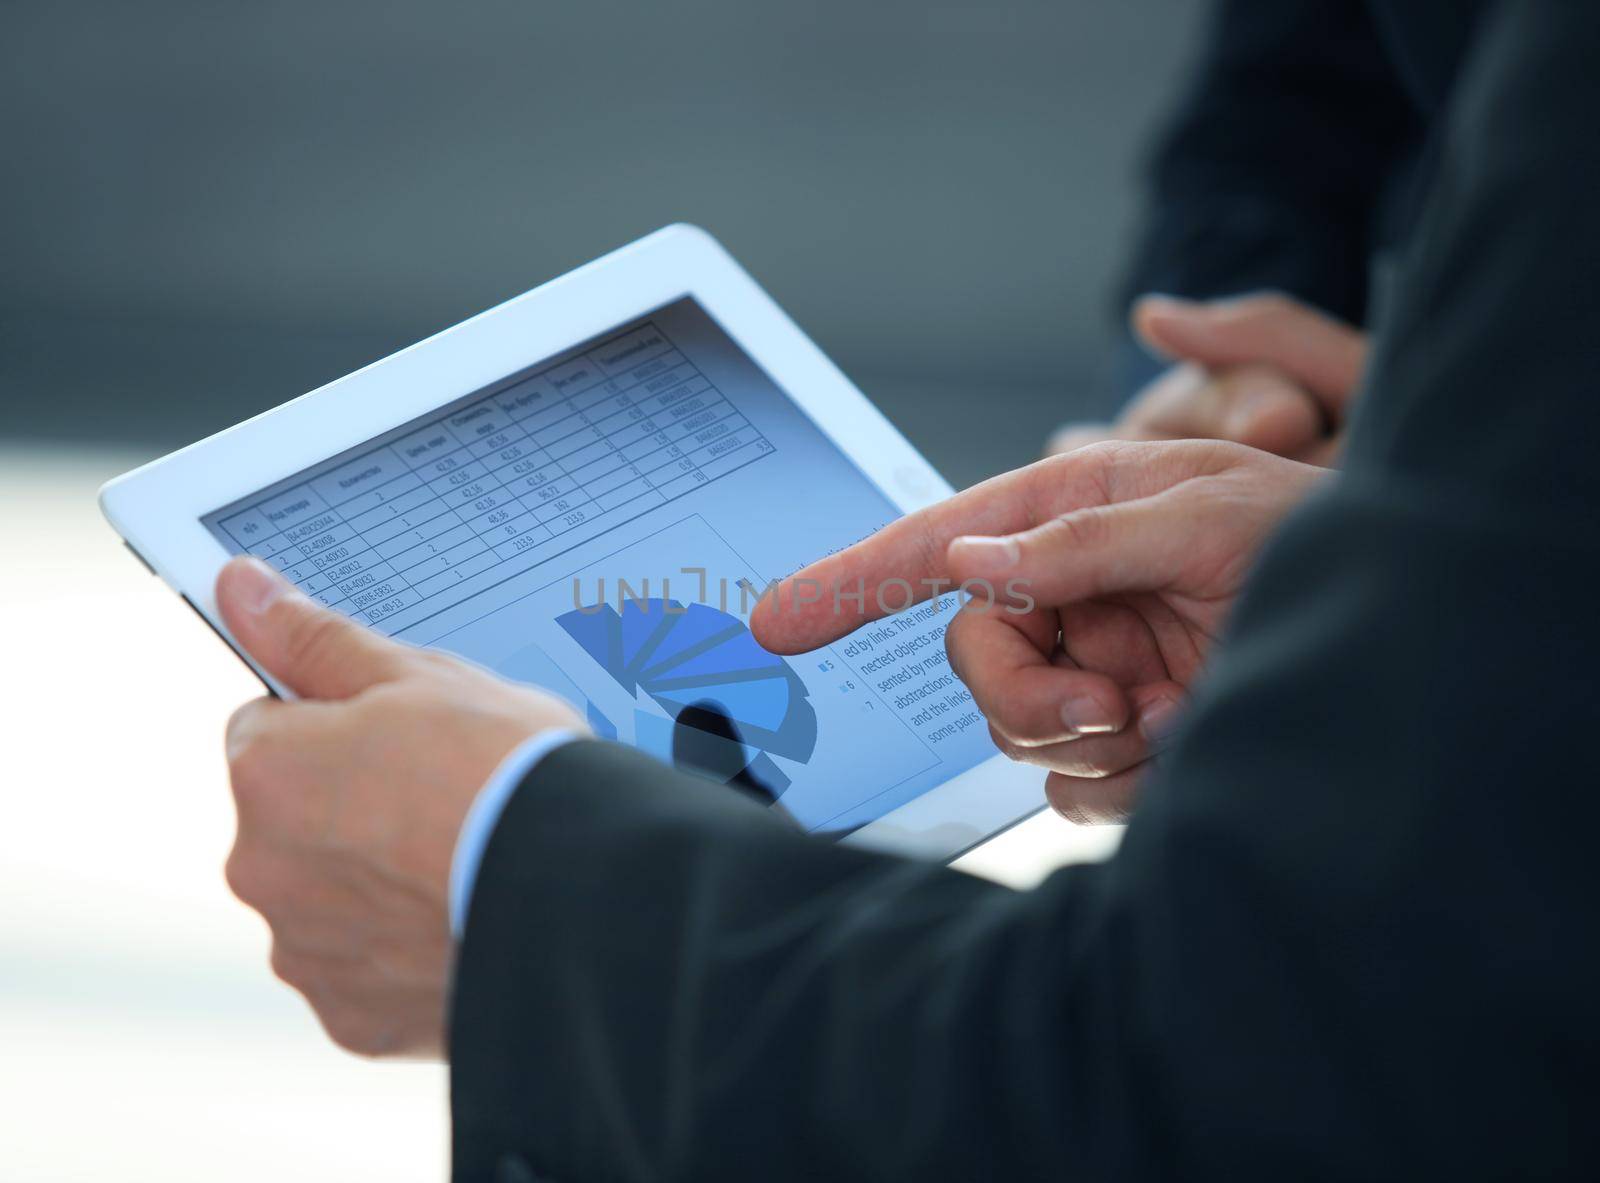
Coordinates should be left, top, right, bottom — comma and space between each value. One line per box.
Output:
1105, 0, 1423, 401
450, 5, 1600, 1179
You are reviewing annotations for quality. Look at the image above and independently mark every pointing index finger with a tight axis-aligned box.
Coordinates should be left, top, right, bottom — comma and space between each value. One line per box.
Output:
749, 455, 1107, 654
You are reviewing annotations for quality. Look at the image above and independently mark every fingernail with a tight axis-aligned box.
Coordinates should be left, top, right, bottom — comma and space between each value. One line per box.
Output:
1139, 696, 1183, 744
1061, 694, 1116, 736
951, 535, 1019, 571
231, 557, 293, 616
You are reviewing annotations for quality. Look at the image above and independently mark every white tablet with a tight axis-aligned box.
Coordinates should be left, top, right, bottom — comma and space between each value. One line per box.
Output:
100, 224, 1045, 860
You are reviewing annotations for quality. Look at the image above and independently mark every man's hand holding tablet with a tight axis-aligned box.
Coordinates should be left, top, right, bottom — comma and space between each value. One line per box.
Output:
215, 554, 588, 1056
212, 432, 1322, 1052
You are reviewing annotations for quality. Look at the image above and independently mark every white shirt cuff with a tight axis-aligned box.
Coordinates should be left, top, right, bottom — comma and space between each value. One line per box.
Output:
448, 729, 581, 937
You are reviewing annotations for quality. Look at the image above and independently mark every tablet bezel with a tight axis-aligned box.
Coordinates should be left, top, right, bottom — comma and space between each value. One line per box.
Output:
99, 223, 1045, 860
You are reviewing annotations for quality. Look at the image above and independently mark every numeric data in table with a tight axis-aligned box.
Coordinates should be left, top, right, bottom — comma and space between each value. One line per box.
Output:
213, 320, 776, 636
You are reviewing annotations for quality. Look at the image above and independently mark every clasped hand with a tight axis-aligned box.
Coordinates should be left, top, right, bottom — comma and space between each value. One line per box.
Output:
1048, 292, 1367, 466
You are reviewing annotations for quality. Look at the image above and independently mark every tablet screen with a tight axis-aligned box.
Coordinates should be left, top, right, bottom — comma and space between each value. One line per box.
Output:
202, 298, 995, 834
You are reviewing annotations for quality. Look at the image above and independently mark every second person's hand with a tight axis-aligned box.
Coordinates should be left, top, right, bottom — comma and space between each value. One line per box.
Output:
1047, 292, 1368, 466
751, 439, 1327, 823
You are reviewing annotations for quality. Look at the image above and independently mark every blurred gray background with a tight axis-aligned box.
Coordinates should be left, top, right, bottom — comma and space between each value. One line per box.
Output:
1, 0, 1204, 489
0, 6, 1210, 1174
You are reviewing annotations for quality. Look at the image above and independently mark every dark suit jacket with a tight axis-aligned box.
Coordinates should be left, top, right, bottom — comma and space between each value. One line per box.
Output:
450, 3, 1600, 1178
1108, 0, 1484, 398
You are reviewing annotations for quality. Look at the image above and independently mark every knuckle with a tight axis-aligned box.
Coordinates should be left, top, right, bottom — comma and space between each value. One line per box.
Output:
1041, 440, 1103, 481
987, 692, 1045, 746
284, 966, 391, 1058
1039, 449, 1078, 480
225, 701, 258, 749
1055, 802, 1097, 825
1009, 739, 1063, 764
1040, 507, 1110, 553
1065, 438, 1126, 468
269, 943, 305, 988
323, 1010, 386, 1058
225, 703, 272, 777
969, 684, 1018, 740
406, 646, 453, 675
910, 524, 946, 588
1055, 738, 1142, 779
1063, 755, 1116, 779
515, 685, 583, 731
986, 723, 1022, 762
1046, 777, 1097, 825
224, 846, 263, 905
1046, 776, 1131, 825
226, 731, 266, 788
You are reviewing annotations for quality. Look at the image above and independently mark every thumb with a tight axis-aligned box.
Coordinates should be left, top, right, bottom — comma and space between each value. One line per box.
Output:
946, 496, 1190, 609
1133, 293, 1367, 417
216, 556, 417, 700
